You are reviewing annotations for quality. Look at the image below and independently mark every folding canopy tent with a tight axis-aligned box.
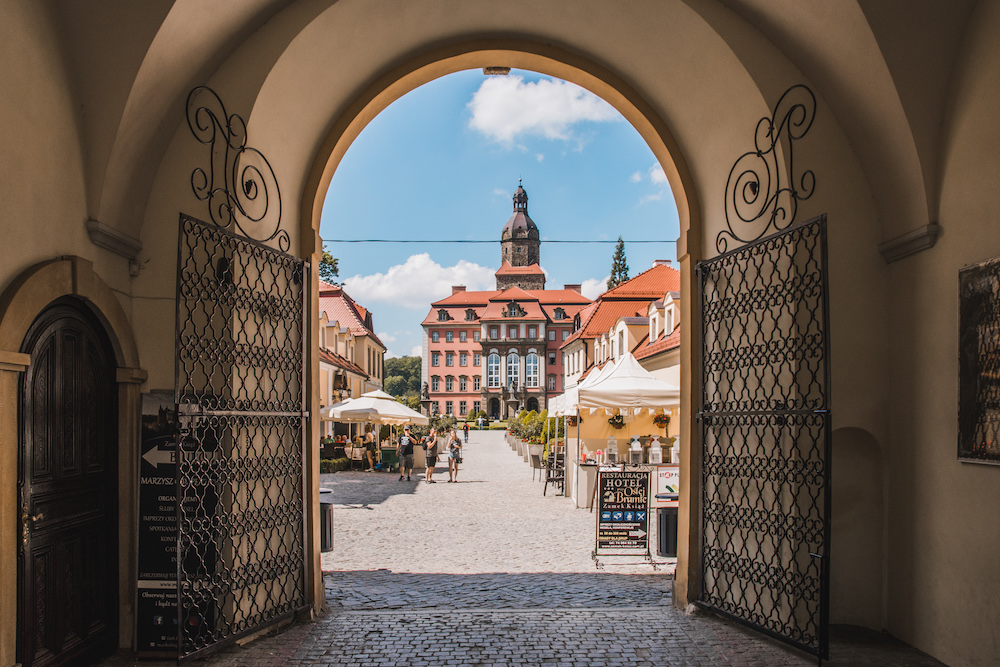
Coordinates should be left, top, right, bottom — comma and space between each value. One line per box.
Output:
549, 352, 680, 505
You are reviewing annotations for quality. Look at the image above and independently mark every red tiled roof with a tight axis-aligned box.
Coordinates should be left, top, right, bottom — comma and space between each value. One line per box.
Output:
495, 261, 545, 276
602, 264, 679, 300
318, 347, 367, 376
425, 285, 591, 326
634, 324, 681, 361
319, 286, 385, 349
481, 299, 547, 320
559, 265, 678, 349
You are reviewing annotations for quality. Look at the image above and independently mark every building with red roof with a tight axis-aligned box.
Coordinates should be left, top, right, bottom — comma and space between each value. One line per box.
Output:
318, 280, 386, 436
421, 185, 591, 419
561, 260, 680, 390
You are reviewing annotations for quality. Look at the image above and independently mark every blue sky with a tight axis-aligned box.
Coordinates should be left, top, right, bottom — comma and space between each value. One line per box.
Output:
320, 69, 679, 358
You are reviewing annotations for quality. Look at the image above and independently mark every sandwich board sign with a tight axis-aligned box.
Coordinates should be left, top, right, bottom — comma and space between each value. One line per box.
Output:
595, 468, 650, 556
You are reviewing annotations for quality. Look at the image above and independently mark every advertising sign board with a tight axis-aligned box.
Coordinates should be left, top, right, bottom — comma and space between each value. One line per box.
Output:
652, 465, 680, 508
136, 392, 178, 653
595, 469, 650, 556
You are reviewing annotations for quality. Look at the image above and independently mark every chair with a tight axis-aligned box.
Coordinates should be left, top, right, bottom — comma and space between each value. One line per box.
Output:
347, 446, 367, 470
543, 451, 565, 496
529, 452, 544, 481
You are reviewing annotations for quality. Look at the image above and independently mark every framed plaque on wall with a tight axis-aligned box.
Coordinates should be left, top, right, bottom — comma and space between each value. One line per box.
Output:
959, 256, 1000, 464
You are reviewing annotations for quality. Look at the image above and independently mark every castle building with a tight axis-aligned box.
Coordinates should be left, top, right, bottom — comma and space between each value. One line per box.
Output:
422, 186, 591, 419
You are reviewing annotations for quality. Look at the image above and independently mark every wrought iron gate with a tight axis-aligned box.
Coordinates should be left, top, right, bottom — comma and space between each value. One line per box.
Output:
697, 215, 831, 658
174, 213, 307, 660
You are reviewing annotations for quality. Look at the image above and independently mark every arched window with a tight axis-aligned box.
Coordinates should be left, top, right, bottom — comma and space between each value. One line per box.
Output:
525, 353, 539, 388
487, 353, 501, 388
506, 352, 519, 388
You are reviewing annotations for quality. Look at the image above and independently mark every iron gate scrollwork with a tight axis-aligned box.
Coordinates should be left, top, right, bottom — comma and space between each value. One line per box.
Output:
697, 215, 831, 658
174, 214, 307, 660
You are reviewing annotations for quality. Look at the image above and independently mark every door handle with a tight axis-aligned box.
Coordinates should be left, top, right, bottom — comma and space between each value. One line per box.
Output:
20, 501, 43, 549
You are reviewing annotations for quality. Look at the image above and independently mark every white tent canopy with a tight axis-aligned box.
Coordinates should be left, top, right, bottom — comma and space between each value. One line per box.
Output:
577, 352, 679, 411
551, 356, 619, 416
320, 389, 430, 426
552, 353, 679, 415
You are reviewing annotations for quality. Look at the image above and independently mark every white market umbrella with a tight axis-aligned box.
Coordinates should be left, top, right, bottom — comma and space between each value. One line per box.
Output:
320, 389, 430, 426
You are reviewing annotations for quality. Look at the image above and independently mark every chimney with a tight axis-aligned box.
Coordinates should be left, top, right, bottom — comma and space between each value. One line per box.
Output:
452, 285, 467, 295
564, 284, 582, 293
653, 259, 672, 268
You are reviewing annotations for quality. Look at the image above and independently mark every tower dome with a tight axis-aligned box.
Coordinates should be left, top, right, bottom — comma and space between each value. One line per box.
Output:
498, 182, 542, 286
501, 183, 539, 242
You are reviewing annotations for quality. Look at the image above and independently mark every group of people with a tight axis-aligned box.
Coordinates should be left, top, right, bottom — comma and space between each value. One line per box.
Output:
396, 425, 463, 483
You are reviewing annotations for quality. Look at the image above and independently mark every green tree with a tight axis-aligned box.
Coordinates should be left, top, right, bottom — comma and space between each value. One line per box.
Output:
319, 244, 339, 284
384, 356, 422, 396
606, 236, 629, 290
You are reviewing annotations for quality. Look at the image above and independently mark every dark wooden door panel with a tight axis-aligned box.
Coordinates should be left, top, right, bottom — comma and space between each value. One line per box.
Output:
19, 302, 118, 667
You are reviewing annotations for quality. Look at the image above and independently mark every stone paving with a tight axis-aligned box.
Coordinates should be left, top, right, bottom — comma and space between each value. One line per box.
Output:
100, 429, 945, 666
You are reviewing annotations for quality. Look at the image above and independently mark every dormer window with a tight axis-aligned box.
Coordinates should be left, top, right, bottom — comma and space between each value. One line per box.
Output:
650, 314, 658, 341
573, 314, 581, 331
665, 306, 674, 333
437, 309, 449, 321
465, 309, 477, 321
554, 308, 566, 320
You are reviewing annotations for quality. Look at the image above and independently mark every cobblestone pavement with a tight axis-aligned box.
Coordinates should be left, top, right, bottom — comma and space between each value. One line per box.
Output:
100, 430, 944, 666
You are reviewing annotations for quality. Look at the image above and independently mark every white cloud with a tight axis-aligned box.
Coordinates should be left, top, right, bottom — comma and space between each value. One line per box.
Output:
649, 164, 668, 185
536, 153, 545, 162
632, 162, 671, 205
493, 187, 508, 197
385, 350, 398, 360
377, 331, 396, 344
581, 277, 610, 300
468, 75, 620, 146
341, 253, 495, 309
410, 345, 422, 357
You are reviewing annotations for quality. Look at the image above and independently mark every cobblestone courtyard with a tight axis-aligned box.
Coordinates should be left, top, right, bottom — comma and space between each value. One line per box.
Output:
103, 430, 943, 666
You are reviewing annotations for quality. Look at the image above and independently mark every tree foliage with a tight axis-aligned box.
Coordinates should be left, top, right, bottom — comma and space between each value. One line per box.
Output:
384, 356, 422, 397
606, 236, 629, 290
319, 244, 339, 284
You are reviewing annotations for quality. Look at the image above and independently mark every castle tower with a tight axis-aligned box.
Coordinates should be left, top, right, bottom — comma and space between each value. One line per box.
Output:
497, 182, 545, 290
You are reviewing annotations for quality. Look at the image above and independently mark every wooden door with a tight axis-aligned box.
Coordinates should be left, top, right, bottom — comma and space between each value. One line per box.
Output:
18, 301, 118, 666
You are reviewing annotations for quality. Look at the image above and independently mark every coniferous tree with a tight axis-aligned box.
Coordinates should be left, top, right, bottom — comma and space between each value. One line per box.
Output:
607, 236, 630, 290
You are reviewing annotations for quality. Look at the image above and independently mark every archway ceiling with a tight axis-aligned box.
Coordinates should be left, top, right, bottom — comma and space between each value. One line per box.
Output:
46, 0, 975, 247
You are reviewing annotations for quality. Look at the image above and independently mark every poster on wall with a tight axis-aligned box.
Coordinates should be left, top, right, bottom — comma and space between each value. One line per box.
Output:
136, 391, 178, 653
959, 257, 1000, 464
595, 469, 650, 556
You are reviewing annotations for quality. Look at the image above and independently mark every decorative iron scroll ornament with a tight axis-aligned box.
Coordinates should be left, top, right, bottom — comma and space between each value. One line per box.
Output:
186, 86, 288, 252
719, 84, 817, 253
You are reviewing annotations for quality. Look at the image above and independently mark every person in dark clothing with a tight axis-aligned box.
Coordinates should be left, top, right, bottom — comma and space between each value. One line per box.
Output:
397, 426, 416, 481
424, 427, 439, 483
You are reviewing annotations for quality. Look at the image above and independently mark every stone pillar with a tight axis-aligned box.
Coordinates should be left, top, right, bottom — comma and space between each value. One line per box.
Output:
0, 351, 29, 667
116, 366, 147, 649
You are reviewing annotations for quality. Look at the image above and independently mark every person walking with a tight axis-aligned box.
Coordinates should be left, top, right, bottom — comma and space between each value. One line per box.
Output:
463, 422, 470, 443
447, 429, 462, 482
424, 427, 439, 483
397, 426, 416, 481
364, 426, 377, 471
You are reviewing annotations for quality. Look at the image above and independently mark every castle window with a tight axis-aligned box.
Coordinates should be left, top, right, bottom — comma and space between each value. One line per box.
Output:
460, 376, 467, 391
446, 331, 453, 342
431, 331, 439, 342
554, 308, 566, 320
437, 309, 449, 321
465, 309, 477, 321
431, 376, 439, 391
525, 353, 539, 388
460, 331, 467, 342
487, 354, 501, 387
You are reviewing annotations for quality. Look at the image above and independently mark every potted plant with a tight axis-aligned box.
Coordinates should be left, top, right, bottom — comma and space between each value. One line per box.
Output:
608, 414, 625, 429
653, 413, 670, 428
